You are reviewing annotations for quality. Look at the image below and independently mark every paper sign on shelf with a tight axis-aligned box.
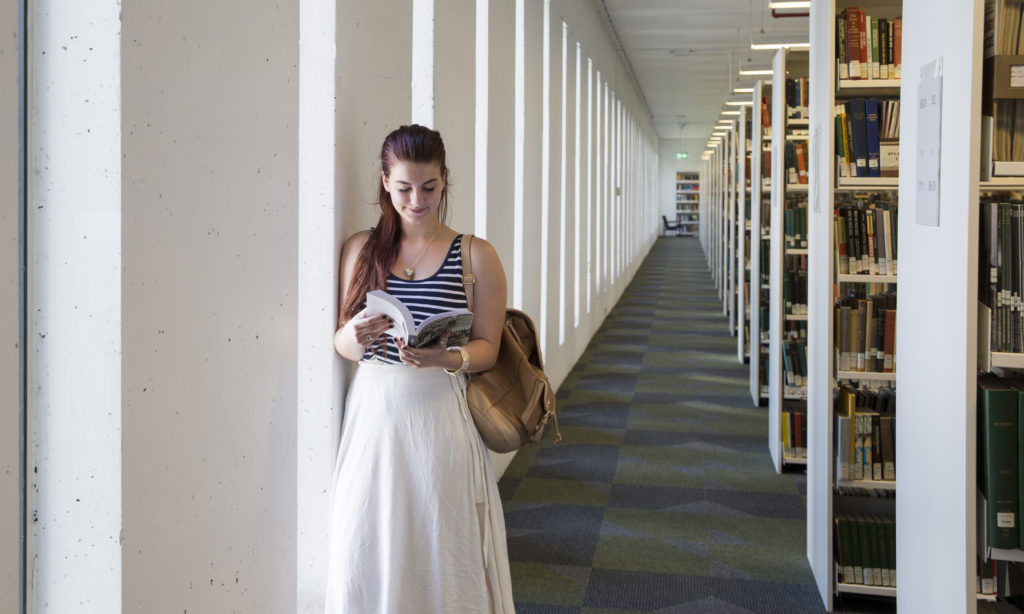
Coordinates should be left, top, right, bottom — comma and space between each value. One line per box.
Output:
915, 58, 943, 227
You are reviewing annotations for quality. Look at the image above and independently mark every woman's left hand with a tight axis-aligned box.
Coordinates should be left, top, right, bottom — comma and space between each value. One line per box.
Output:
395, 333, 459, 370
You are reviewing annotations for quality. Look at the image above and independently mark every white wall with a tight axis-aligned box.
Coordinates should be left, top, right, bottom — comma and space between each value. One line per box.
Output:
17, 0, 661, 610
0, 1, 19, 611
121, 1, 299, 612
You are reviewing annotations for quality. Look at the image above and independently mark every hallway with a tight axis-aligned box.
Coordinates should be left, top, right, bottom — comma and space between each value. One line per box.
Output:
498, 237, 895, 614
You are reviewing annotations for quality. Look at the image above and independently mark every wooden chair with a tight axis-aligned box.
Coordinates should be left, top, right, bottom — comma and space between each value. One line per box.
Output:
662, 215, 682, 237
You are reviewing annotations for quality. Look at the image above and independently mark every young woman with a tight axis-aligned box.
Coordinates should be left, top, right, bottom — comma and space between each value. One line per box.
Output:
326, 124, 515, 613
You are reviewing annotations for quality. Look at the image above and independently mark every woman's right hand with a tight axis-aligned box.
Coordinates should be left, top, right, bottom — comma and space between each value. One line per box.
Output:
335, 308, 393, 360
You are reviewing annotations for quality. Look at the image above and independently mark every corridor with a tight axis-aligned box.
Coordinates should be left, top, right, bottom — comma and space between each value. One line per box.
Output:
498, 237, 895, 614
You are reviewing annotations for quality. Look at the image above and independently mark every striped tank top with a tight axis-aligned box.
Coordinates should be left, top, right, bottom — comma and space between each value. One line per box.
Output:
361, 234, 469, 365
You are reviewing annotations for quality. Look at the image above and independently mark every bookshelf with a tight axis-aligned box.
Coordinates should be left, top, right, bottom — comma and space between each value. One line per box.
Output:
675, 172, 700, 237
807, 1, 903, 609
891, 0, 1024, 610
768, 47, 811, 474
726, 125, 738, 328
737, 106, 751, 364
750, 79, 772, 406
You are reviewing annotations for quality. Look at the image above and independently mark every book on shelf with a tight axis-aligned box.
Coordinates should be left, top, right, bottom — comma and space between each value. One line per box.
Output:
836, 98, 900, 179
835, 201, 898, 276
982, 1, 1024, 170
978, 373, 1020, 550
836, 291, 896, 375
980, 199, 1023, 353
836, 383, 896, 483
838, 8, 902, 81
782, 410, 807, 459
366, 289, 473, 348
834, 512, 896, 587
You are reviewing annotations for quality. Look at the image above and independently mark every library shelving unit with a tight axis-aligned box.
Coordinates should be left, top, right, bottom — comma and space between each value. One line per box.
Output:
675, 172, 700, 237
726, 124, 738, 327
889, 1, 1024, 611
737, 105, 751, 364
749, 79, 772, 406
807, 1, 903, 609
768, 47, 811, 474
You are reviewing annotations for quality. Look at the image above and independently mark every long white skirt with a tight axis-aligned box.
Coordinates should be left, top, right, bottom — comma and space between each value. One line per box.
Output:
325, 362, 515, 613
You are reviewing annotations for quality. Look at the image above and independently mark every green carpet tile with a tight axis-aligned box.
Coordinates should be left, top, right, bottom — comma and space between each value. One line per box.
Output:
498, 237, 896, 614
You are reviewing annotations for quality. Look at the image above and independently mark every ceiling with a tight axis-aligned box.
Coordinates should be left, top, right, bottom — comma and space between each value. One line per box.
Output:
600, 0, 809, 147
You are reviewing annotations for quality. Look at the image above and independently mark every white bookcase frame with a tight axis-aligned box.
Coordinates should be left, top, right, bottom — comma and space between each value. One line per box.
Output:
768, 47, 811, 474
736, 107, 750, 362
807, 0, 906, 609
750, 79, 772, 406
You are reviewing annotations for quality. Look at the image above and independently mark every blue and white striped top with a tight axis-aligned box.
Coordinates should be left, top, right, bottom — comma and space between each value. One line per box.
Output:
362, 234, 469, 365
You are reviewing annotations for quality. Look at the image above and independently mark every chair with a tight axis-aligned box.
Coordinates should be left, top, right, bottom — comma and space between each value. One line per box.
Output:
662, 215, 682, 237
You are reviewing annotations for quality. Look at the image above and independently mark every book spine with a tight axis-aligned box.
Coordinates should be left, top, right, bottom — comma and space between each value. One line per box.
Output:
846, 8, 861, 79
978, 375, 1019, 550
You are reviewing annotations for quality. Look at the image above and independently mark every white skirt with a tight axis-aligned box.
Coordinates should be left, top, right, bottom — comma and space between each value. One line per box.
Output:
325, 362, 515, 614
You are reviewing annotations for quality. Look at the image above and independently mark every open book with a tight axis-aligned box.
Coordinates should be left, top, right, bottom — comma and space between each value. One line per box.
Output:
366, 289, 473, 349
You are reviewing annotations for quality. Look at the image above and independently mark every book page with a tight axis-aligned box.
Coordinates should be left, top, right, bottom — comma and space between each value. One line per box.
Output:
365, 290, 412, 340
410, 312, 473, 348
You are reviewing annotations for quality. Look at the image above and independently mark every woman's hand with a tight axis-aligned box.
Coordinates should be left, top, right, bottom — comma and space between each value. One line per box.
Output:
395, 333, 461, 370
335, 308, 393, 361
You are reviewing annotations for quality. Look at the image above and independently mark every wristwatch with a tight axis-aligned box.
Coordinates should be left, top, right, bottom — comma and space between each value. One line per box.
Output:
444, 346, 470, 376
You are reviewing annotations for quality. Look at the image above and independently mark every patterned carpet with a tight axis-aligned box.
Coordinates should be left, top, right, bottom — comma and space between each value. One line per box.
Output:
497, 237, 895, 614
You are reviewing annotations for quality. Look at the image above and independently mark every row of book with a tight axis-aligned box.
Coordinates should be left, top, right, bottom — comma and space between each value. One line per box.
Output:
836, 8, 902, 81
986, 0, 1024, 56
835, 202, 898, 276
833, 513, 897, 588
782, 337, 808, 390
980, 200, 1024, 353
784, 202, 807, 248
978, 373, 1024, 551
834, 98, 900, 179
835, 383, 896, 482
781, 410, 806, 460
783, 255, 807, 316
785, 77, 809, 119
835, 291, 896, 375
783, 140, 809, 185
759, 96, 771, 130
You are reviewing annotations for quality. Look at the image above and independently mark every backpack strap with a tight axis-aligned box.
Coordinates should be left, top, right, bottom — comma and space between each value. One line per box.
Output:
460, 234, 476, 312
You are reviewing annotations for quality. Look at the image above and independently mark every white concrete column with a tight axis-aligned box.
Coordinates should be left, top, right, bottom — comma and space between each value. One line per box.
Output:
0, 2, 21, 611
434, 0, 477, 235
297, 0, 337, 610
28, 1, 122, 610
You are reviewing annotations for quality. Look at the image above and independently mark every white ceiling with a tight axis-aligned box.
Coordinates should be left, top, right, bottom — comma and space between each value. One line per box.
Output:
599, 0, 809, 145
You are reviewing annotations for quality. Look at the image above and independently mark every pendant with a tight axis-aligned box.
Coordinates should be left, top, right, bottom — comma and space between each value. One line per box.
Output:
403, 267, 415, 279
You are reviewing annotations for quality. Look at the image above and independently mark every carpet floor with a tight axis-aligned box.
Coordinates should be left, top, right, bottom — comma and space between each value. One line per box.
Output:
498, 236, 896, 614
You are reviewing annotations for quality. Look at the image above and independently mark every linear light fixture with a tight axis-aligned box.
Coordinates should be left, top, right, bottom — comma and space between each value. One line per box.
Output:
733, 86, 755, 94
724, 94, 753, 106
750, 31, 809, 50
768, 1, 810, 8
720, 109, 740, 116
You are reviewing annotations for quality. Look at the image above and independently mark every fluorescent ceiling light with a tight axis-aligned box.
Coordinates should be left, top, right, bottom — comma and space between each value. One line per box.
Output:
720, 110, 740, 116
733, 86, 754, 94
738, 62, 773, 76
724, 94, 753, 106
768, 1, 810, 8
750, 31, 809, 50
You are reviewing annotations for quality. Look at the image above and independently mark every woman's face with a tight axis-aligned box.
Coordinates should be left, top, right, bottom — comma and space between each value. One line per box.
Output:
382, 160, 444, 227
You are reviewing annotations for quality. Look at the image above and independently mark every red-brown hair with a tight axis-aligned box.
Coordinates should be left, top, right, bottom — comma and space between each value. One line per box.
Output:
339, 124, 451, 326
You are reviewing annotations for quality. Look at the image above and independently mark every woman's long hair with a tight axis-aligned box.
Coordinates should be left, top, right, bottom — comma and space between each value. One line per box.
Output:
339, 124, 450, 326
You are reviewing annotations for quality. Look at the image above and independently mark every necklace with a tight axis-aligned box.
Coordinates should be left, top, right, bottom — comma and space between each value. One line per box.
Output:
401, 226, 439, 279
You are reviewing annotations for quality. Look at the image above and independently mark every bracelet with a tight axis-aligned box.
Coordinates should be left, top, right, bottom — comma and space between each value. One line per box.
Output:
444, 346, 470, 376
